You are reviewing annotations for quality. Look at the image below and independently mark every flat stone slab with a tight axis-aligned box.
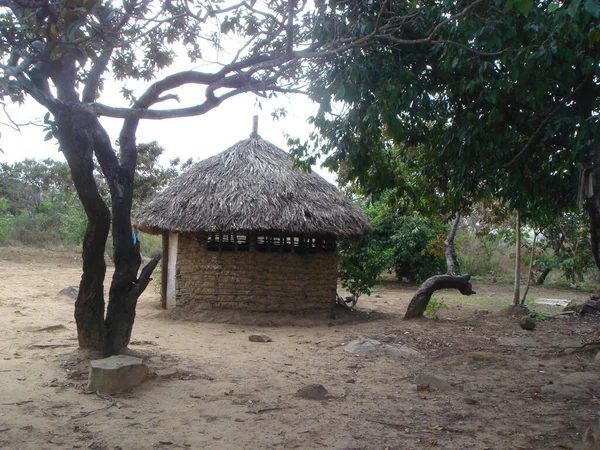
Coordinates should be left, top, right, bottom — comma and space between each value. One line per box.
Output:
344, 336, 423, 359
414, 373, 452, 393
534, 298, 572, 307
87, 355, 148, 394
498, 336, 580, 349
541, 372, 598, 399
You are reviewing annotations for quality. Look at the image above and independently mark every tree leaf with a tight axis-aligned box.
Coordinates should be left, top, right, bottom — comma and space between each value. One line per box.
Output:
568, 0, 582, 17
548, 2, 561, 13
44, 130, 54, 141
67, 18, 87, 40
584, 0, 600, 17
518, 0, 533, 16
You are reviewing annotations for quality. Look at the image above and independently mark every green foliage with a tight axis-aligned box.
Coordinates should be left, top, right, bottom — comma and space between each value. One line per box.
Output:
338, 235, 394, 301
0, 147, 180, 248
0, 198, 15, 244
138, 232, 163, 258
339, 192, 449, 299
390, 213, 448, 283
425, 298, 448, 321
293, 0, 600, 274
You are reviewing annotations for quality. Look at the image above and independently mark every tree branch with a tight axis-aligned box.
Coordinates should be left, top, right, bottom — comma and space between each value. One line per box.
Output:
505, 73, 594, 169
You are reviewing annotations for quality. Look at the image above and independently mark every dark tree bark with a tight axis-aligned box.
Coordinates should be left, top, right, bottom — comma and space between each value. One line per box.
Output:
536, 267, 552, 285
445, 211, 461, 275
404, 274, 475, 319
49, 55, 162, 356
58, 112, 110, 349
583, 144, 600, 298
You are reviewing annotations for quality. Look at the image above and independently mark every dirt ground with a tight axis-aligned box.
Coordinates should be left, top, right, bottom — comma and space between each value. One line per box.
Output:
1, 246, 600, 450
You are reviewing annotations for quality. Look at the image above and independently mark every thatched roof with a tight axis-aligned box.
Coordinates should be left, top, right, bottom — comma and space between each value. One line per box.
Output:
135, 135, 372, 237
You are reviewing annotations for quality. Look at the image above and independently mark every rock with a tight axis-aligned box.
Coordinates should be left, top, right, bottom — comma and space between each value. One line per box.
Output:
520, 316, 536, 331
248, 334, 272, 342
344, 336, 423, 359
581, 300, 600, 315
295, 384, 331, 400
414, 373, 452, 393
541, 372, 597, 399
87, 355, 148, 394
155, 368, 178, 378
57, 286, 79, 300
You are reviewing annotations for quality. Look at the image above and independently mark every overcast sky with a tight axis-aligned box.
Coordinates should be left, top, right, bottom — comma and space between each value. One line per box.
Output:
0, 88, 337, 182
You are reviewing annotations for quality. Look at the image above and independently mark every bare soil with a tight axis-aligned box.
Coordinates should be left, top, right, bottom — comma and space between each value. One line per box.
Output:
1, 246, 600, 450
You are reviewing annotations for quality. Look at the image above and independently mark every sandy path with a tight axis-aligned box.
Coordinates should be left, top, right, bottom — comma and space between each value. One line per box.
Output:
0, 247, 598, 450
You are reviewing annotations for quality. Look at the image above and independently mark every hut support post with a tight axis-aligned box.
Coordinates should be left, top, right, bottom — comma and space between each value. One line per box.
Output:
161, 232, 169, 309
166, 232, 179, 309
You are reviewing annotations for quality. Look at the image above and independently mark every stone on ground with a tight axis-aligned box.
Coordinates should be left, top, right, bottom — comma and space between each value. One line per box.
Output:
87, 355, 148, 394
295, 384, 331, 400
57, 286, 79, 300
344, 336, 423, 359
414, 373, 452, 393
541, 372, 597, 399
520, 316, 536, 331
249, 334, 273, 342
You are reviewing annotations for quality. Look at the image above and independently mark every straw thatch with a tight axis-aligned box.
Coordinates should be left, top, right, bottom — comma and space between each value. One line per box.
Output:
135, 135, 371, 237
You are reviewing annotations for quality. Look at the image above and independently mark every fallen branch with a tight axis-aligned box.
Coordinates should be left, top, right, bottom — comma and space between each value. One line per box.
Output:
1, 400, 33, 406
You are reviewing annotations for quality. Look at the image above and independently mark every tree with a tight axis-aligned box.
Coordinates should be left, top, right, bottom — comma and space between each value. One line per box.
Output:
293, 0, 600, 289
1, 0, 487, 354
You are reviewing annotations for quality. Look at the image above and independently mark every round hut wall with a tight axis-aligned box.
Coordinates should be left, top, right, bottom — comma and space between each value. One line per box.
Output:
163, 230, 338, 311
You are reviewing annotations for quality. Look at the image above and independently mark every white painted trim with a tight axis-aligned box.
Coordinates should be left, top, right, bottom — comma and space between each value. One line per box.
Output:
166, 232, 178, 309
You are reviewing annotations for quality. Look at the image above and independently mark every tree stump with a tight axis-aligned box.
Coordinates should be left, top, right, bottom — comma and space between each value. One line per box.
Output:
404, 274, 475, 320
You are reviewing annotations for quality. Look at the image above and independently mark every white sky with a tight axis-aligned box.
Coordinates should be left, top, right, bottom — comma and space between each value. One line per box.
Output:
0, 88, 336, 182
0, 18, 336, 183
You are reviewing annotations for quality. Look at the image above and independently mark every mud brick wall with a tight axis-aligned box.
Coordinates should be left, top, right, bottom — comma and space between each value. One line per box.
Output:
175, 233, 338, 311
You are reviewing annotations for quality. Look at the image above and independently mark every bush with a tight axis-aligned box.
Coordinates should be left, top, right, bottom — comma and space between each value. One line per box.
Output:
0, 198, 14, 244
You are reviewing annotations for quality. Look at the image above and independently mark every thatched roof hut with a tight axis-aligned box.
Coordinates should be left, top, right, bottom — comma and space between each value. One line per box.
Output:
135, 126, 371, 312
135, 135, 370, 237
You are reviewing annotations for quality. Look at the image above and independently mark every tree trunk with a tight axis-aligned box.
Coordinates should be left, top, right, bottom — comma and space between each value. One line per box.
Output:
536, 234, 564, 285
513, 210, 521, 305
583, 145, 600, 298
521, 230, 538, 303
404, 274, 475, 319
445, 211, 461, 275
536, 267, 552, 285
57, 111, 110, 349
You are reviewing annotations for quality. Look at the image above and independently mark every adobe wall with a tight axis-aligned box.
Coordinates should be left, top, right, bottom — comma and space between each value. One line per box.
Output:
174, 233, 338, 311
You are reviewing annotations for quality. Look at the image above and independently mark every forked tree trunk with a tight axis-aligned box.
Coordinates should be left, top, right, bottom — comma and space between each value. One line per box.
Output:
57, 107, 161, 356
404, 274, 475, 319
57, 111, 110, 349
445, 211, 461, 275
